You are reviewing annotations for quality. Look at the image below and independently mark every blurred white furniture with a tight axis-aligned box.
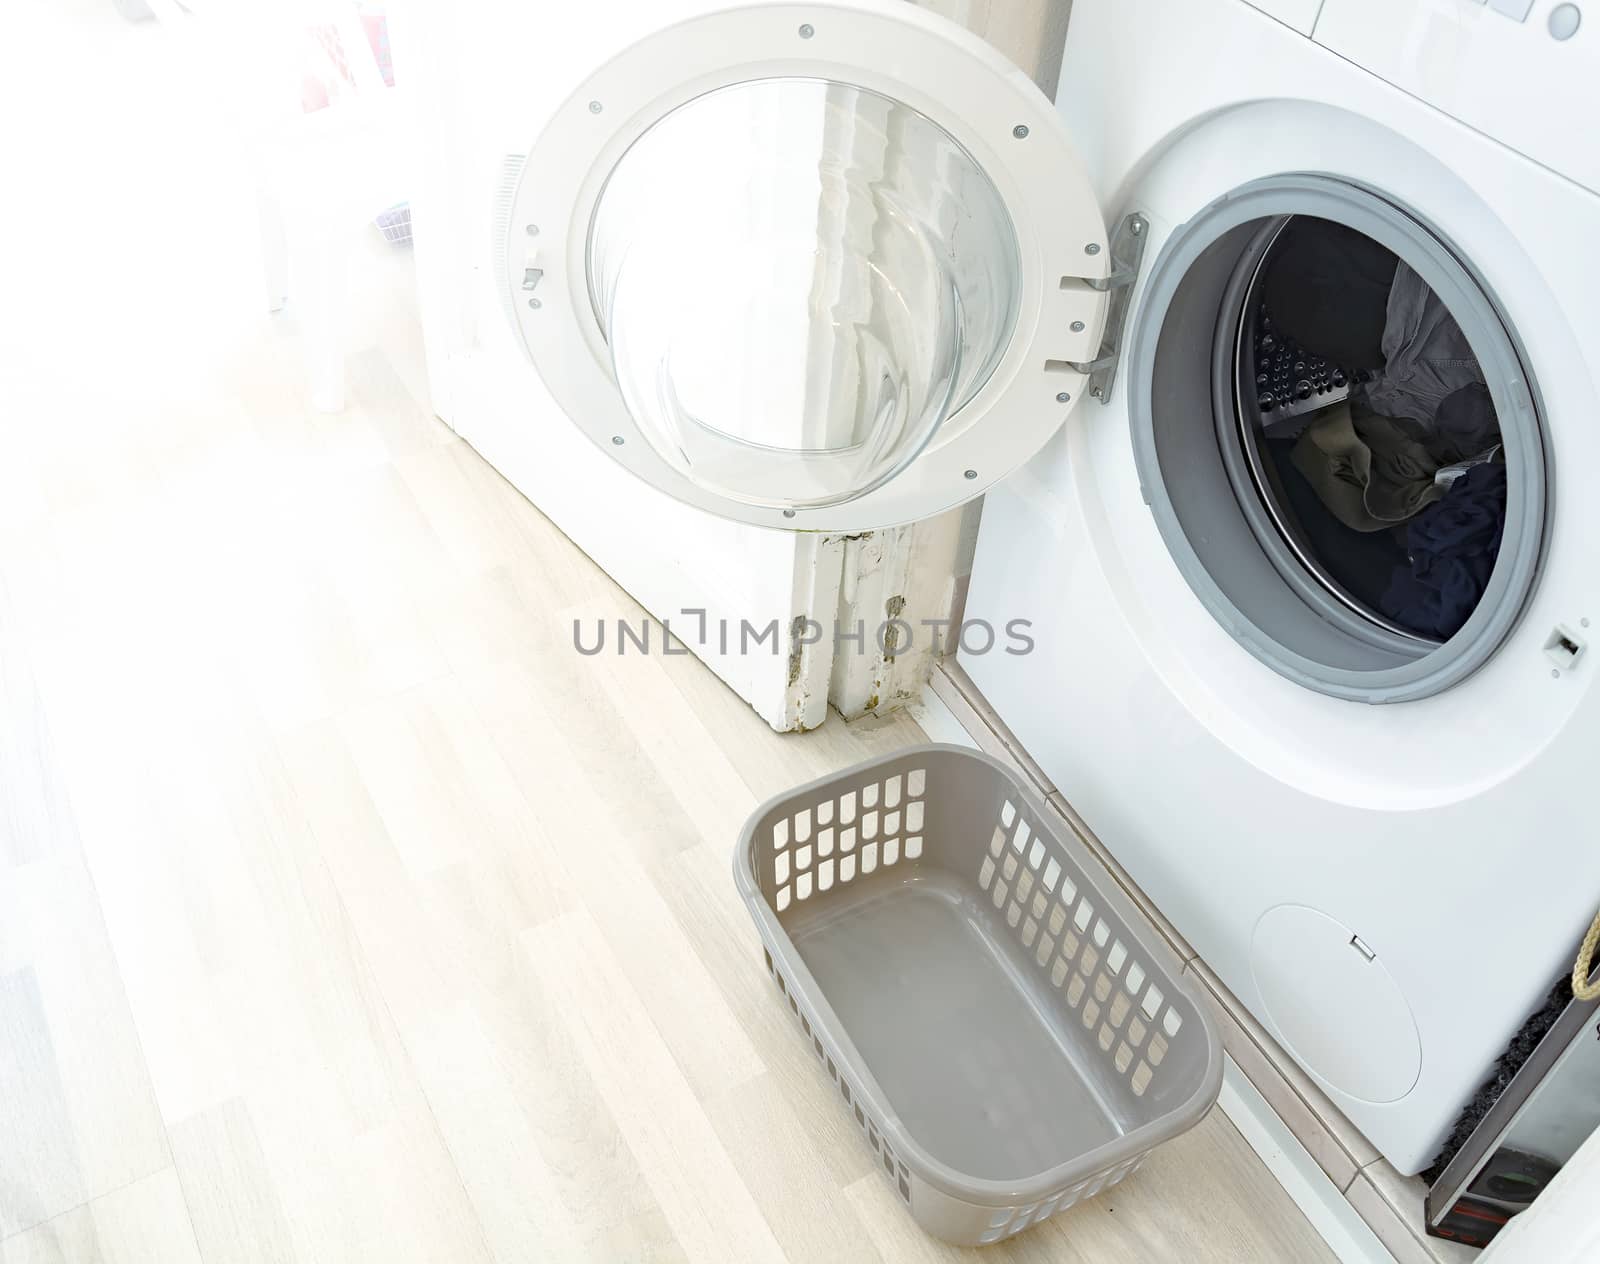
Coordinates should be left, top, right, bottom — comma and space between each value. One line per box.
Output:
146, 0, 410, 411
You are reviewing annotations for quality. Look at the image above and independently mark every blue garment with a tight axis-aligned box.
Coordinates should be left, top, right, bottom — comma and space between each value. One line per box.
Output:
1381, 463, 1506, 640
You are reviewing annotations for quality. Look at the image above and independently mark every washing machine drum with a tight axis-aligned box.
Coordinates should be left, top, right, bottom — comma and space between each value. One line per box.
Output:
495, 0, 1122, 533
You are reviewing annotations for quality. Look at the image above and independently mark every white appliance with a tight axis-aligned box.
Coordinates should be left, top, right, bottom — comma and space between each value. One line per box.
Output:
409, 0, 1598, 1173
962, 0, 1600, 1172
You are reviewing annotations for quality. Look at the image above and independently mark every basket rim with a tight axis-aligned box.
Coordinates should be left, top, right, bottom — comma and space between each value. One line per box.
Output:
732, 741, 1224, 1207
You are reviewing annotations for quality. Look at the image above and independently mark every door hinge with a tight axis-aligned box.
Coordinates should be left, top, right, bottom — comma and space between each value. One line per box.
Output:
1063, 212, 1148, 404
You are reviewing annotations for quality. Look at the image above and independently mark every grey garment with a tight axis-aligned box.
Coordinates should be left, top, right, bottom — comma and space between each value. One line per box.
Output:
1290, 401, 1444, 533
1363, 263, 1484, 426
1430, 381, 1501, 465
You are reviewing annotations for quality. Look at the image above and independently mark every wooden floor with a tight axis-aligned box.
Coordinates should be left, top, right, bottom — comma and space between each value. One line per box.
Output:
0, 6, 1339, 1263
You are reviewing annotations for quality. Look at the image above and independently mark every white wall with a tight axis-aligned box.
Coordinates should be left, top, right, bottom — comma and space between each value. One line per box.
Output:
912, 0, 1072, 95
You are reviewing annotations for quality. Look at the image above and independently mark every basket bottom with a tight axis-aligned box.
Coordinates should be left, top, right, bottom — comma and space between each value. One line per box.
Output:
791, 872, 1126, 1183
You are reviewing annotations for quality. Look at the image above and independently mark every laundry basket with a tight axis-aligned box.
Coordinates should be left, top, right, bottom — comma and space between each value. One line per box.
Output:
374, 202, 412, 245
734, 744, 1222, 1245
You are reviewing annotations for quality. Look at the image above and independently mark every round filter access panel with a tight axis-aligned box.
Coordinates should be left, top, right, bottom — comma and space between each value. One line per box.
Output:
1250, 904, 1422, 1104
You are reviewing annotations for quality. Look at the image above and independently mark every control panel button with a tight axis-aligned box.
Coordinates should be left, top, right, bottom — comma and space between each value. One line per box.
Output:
1490, 0, 1535, 18
1549, 3, 1583, 38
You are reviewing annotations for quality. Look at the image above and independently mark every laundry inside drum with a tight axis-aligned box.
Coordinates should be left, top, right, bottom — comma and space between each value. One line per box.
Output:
587, 77, 1022, 510
1230, 216, 1507, 644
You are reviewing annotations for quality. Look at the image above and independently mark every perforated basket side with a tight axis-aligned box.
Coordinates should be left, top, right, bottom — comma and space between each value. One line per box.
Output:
750, 760, 933, 917
759, 946, 914, 1205
970, 784, 1211, 1120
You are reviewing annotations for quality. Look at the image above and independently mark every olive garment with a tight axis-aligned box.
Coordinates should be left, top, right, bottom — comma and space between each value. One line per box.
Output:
1289, 401, 1444, 534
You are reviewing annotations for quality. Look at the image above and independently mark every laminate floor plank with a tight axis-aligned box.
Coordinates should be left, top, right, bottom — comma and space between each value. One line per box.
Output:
0, 1167, 200, 1264
521, 911, 787, 1264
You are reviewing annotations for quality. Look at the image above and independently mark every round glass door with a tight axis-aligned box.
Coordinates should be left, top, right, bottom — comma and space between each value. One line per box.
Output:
586, 77, 1022, 510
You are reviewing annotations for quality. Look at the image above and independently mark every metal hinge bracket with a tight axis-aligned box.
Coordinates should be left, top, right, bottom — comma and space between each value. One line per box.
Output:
1063, 212, 1148, 403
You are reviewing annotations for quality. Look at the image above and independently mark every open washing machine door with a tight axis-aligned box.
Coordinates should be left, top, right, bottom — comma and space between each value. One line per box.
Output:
493, 0, 1139, 533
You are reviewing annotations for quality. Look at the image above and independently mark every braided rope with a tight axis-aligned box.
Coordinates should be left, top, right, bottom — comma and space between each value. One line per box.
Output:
1573, 907, 1600, 1003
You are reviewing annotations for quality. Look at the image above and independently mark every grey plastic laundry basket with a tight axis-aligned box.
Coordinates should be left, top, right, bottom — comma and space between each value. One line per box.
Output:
734, 744, 1222, 1246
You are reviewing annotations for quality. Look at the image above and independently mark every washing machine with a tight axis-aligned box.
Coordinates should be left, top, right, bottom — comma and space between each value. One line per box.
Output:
960, 0, 1600, 1173
479, 0, 1599, 1175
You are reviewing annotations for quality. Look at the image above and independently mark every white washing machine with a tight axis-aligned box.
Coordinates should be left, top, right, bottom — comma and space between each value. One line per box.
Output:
962, 0, 1600, 1173
471, 0, 1598, 1176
